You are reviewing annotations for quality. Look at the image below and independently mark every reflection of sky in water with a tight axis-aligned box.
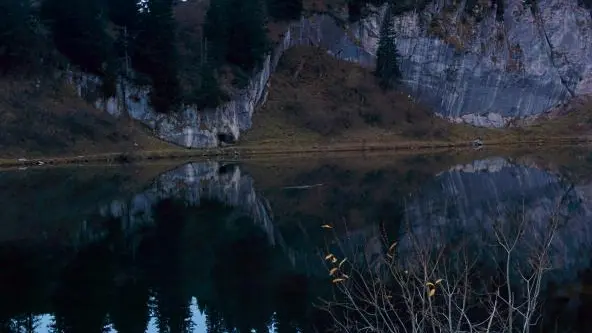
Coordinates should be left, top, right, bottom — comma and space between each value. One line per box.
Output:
33, 297, 209, 333
31, 297, 277, 333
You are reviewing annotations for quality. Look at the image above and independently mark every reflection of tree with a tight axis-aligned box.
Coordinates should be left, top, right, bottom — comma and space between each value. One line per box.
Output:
146, 199, 193, 333
0, 244, 47, 330
205, 307, 226, 333
211, 229, 275, 332
110, 278, 150, 333
273, 274, 310, 333
2, 198, 330, 333
0, 313, 40, 333
52, 242, 115, 333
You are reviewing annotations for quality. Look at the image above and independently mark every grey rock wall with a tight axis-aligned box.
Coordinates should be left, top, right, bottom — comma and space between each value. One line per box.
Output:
72, 0, 592, 147
401, 157, 592, 285
353, 0, 592, 127
96, 162, 282, 247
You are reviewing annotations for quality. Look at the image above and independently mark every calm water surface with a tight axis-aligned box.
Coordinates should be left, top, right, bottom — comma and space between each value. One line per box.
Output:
2, 149, 592, 333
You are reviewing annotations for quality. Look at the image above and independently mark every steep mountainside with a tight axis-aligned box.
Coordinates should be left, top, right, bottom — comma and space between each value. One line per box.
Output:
2, 0, 591, 153
350, 0, 592, 126
75, 0, 592, 149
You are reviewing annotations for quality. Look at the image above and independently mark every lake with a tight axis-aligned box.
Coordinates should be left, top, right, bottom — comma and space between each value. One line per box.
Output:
2, 148, 592, 333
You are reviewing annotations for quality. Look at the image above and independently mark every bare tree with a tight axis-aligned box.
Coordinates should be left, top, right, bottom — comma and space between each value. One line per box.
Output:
317, 198, 566, 333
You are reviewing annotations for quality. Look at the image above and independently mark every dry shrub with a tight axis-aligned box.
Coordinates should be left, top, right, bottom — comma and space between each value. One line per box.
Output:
262, 46, 439, 138
0, 77, 162, 157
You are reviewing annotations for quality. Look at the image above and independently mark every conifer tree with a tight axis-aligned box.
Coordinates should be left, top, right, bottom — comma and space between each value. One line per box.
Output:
0, 0, 38, 73
374, 2, 402, 91
106, 0, 139, 28
203, 0, 230, 68
266, 0, 303, 21
40, 0, 114, 75
226, 0, 269, 72
133, 0, 180, 113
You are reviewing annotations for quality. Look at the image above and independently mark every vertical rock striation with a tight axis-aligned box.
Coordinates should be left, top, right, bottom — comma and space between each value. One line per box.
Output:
353, 0, 592, 127
72, 0, 592, 147
98, 162, 281, 247
401, 157, 592, 285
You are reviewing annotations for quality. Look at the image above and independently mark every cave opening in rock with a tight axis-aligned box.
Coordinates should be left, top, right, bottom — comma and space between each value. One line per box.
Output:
217, 133, 236, 145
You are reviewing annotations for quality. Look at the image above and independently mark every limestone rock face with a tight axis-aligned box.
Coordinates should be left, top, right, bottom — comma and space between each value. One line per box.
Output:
72, 0, 592, 147
401, 157, 592, 285
351, 0, 592, 127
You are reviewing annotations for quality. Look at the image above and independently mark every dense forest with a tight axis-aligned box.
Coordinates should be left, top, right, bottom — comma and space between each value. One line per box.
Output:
0, 0, 410, 115
0, 0, 304, 113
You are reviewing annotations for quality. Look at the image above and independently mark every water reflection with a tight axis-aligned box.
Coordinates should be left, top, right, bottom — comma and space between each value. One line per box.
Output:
1, 151, 592, 332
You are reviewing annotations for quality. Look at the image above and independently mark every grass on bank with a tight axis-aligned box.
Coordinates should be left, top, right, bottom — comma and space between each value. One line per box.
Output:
0, 77, 174, 159
242, 46, 592, 148
1, 45, 592, 167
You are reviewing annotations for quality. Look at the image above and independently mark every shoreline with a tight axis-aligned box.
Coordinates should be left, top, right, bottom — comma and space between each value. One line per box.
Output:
0, 136, 591, 170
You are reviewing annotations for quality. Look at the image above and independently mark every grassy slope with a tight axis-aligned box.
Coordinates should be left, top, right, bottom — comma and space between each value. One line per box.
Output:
1, 47, 592, 164
0, 78, 173, 159
242, 46, 592, 149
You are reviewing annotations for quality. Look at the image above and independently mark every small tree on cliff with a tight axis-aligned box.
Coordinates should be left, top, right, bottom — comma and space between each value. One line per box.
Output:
374, 2, 401, 91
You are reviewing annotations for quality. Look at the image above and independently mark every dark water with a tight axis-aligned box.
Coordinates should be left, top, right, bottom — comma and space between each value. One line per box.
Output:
2, 149, 592, 333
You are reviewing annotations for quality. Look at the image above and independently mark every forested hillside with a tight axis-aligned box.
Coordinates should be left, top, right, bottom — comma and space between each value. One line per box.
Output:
0, 0, 311, 114
0, 0, 405, 114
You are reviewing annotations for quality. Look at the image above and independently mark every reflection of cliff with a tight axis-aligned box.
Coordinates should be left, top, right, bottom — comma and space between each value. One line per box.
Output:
0, 167, 151, 244
95, 162, 282, 248
4, 157, 592, 332
400, 157, 592, 285
0, 163, 331, 333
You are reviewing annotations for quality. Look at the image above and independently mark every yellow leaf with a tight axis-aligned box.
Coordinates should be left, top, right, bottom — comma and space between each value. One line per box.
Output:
428, 288, 436, 297
329, 267, 339, 276
338, 258, 348, 268
342, 274, 350, 279
426, 282, 435, 288
435, 279, 443, 284
332, 278, 345, 283
321, 224, 333, 229
331, 257, 338, 264
325, 254, 334, 260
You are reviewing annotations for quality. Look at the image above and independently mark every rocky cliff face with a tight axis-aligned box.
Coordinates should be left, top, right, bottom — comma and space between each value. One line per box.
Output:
352, 0, 592, 127
73, 0, 592, 147
73, 158, 592, 287
96, 162, 281, 246
401, 157, 592, 284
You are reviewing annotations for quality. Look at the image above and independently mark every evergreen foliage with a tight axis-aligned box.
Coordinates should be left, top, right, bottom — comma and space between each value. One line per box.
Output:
374, 2, 402, 90
0, 0, 47, 73
266, 0, 303, 21
106, 0, 139, 28
205, 0, 270, 72
40, 0, 114, 75
132, 0, 180, 113
2, 0, 275, 113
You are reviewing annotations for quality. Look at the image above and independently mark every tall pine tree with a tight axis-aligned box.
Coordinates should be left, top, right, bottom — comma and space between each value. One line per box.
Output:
204, 0, 269, 72
40, 0, 114, 75
132, 0, 180, 113
203, 0, 230, 68
226, 0, 269, 72
0, 0, 42, 74
374, 2, 401, 91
